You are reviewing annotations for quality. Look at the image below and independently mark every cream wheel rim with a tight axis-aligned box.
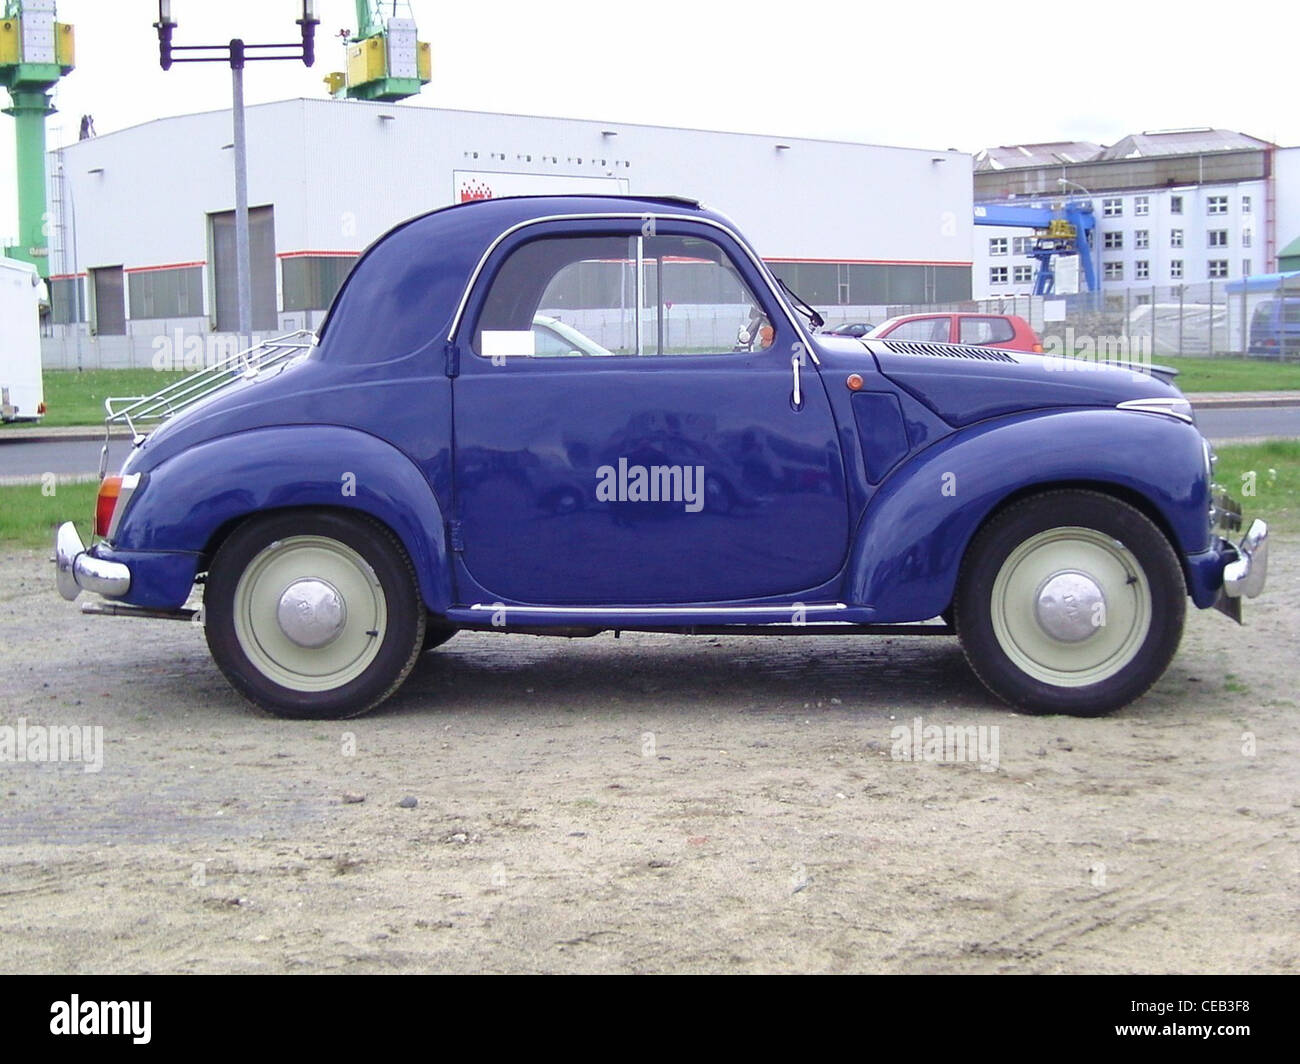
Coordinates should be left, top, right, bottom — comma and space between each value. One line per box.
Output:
232, 536, 387, 692
990, 527, 1151, 688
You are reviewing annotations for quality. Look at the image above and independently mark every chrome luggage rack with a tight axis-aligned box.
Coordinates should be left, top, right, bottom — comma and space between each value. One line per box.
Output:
99, 330, 316, 478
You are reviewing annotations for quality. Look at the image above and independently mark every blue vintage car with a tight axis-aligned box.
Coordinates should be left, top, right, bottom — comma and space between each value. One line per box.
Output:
54, 195, 1268, 718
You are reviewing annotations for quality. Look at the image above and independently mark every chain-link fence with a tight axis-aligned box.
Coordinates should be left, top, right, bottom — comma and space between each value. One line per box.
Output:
819, 274, 1300, 361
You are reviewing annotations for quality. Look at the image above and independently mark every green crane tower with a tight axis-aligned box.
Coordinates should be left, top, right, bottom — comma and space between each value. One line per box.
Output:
325, 1, 429, 102
0, 0, 74, 279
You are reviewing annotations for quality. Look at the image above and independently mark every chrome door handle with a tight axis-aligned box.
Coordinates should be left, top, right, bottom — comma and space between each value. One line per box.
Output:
791, 353, 804, 410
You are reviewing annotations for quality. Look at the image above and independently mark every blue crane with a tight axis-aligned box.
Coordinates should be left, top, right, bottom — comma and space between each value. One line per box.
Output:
974, 201, 1098, 295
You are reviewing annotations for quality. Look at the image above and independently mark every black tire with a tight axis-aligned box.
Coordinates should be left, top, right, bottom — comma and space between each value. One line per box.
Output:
204, 510, 426, 719
954, 490, 1185, 716
422, 623, 459, 652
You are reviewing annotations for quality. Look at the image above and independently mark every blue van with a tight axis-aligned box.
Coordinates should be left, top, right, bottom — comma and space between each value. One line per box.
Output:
1248, 297, 1300, 356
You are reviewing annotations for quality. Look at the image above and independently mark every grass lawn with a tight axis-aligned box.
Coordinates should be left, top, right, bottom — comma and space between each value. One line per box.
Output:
1, 369, 188, 429
1158, 357, 1300, 393
1210, 440, 1300, 535
2, 440, 1294, 550
0, 479, 99, 550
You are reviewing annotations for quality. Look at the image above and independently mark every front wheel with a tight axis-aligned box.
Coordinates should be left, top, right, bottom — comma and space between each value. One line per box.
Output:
954, 490, 1186, 716
204, 511, 426, 719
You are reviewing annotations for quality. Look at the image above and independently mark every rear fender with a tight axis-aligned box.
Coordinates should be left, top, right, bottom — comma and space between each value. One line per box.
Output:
112, 425, 452, 611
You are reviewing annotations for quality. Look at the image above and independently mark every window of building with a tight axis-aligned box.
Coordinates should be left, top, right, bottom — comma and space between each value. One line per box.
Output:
1170, 260, 1183, 279
1208, 229, 1229, 247
1103, 231, 1123, 250
1134, 229, 1149, 249
988, 237, 1008, 256
1170, 195, 1183, 214
1134, 196, 1150, 216
282, 255, 359, 312
1170, 229, 1184, 248
1012, 236, 1033, 256
1242, 229, 1253, 248
1102, 198, 1123, 217
1208, 259, 1228, 278
1242, 195, 1252, 214
1012, 265, 1033, 285
1135, 260, 1150, 280
1207, 195, 1228, 215
49, 276, 85, 325
472, 231, 770, 358
1103, 261, 1124, 281
1242, 259, 1252, 277
989, 266, 1008, 285
127, 265, 203, 320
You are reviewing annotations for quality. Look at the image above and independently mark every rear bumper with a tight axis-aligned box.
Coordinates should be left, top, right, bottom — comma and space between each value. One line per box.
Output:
54, 522, 131, 600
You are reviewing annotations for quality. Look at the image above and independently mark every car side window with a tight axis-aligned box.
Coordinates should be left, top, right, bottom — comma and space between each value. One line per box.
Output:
472, 232, 773, 359
960, 316, 1015, 346
886, 317, 948, 343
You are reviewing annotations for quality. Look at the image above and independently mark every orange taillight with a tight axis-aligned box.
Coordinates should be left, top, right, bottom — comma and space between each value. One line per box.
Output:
95, 476, 123, 538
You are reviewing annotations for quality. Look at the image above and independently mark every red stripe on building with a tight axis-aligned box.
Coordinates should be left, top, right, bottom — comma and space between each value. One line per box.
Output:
124, 261, 206, 274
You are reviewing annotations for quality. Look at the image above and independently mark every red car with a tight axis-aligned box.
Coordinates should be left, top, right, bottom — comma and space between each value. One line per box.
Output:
867, 313, 1043, 352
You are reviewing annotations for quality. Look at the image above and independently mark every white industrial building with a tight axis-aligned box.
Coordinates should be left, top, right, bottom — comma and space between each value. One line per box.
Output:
971, 129, 1300, 300
40, 98, 974, 368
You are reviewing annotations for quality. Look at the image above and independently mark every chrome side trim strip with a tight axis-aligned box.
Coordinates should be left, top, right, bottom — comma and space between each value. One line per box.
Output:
467, 603, 848, 617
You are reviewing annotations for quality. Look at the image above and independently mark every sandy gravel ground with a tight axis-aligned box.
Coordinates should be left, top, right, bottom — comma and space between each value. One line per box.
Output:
0, 541, 1296, 974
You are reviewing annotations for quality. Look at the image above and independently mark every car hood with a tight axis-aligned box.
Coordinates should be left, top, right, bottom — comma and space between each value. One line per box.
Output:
856, 337, 1185, 427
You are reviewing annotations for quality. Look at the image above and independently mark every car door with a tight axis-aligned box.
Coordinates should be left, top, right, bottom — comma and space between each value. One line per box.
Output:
449, 219, 850, 606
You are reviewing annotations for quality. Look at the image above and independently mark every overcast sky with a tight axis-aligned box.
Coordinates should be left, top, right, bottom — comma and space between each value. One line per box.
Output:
2, 0, 1295, 241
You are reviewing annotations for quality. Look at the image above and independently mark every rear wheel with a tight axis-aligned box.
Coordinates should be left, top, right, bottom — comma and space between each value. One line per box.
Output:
204, 511, 426, 719
955, 490, 1185, 715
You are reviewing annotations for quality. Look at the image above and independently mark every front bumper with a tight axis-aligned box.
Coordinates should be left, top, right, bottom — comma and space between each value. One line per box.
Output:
1212, 518, 1268, 622
53, 522, 131, 601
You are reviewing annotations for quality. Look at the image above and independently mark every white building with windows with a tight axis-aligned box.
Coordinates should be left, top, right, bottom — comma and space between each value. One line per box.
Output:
971, 129, 1298, 300
38, 98, 974, 368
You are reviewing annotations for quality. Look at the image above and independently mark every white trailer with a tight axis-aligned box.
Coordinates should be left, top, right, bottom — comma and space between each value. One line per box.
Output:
0, 257, 45, 421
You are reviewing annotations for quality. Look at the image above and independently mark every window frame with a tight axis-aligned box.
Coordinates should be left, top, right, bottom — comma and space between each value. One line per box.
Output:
459, 216, 792, 364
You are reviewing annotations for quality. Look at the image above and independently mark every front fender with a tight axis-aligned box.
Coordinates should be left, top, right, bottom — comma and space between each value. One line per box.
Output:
846, 409, 1210, 621
112, 425, 452, 611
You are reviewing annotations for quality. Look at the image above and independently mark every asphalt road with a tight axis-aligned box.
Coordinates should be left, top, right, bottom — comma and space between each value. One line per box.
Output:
1, 406, 1298, 479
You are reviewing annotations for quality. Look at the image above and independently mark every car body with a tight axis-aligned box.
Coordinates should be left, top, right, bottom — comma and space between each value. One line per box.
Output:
821, 322, 874, 338
54, 194, 1267, 719
1247, 297, 1300, 357
868, 312, 1043, 352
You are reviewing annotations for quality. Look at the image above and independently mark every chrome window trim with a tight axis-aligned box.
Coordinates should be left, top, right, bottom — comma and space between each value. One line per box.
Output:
447, 211, 819, 365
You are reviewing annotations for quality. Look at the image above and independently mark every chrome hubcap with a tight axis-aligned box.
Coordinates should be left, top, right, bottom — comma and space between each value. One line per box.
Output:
1034, 570, 1105, 643
276, 578, 347, 648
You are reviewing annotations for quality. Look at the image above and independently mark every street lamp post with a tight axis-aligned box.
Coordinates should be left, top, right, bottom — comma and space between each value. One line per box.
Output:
152, 2, 318, 348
